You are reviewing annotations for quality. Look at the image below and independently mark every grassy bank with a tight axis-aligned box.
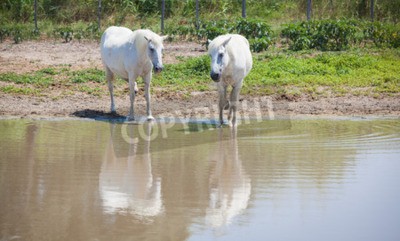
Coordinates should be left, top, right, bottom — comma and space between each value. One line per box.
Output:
1, 48, 399, 98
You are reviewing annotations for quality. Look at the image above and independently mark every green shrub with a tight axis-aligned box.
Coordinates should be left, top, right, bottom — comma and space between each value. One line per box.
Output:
282, 20, 358, 51
0, 24, 41, 43
282, 19, 400, 51
236, 18, 272, 40
364, 22, 400, 48
236, 18, 272, 52
55, 27, 73, 42
184, 55, 210, 75
196, 19, 233, 41
12, 28, 23, 44
0, 27, 11, 42
249, 37, 272, 52
167, 18, 273, 52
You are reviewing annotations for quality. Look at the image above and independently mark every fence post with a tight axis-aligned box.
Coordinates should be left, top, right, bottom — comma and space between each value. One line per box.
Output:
307, 0, 312, 20
196, 0, 199, 29
34, 0, 38, 31
242, 0, 246, 18
161, 0, 165, 34
98, 0, 102, 29
370, 0, 374, 21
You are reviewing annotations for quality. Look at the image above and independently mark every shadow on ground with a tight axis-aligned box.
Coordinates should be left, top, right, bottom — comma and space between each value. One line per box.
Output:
72, 109, 127, 122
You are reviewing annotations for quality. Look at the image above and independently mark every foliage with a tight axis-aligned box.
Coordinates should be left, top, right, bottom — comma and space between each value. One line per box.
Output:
0, 85, 40, 95
281, 20, 358, 51
282, 19, 400, 51
69, 69, 104, 83
195, 19, 234, 41
55, 27, 73, 42
236, 18, 272, 52
0, 27, 10, 42
168, 18, 273, 52
2, 0, 399, 23
249, 38, 272, 53
153, 55, 211, 92
0, 24, 41, 43
72, 22, 101, 41
1, 49, 399, 97
1, 0, 399, 51
364, 22, 400, 48
0, 71, 54, 87
156, 49, 400, 95
236, 18, 272, 40
245, 49, 400, 95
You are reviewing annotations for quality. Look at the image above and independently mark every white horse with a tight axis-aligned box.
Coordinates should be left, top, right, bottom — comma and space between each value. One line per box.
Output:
208, 34, 252, 126
100, 26, 167, 121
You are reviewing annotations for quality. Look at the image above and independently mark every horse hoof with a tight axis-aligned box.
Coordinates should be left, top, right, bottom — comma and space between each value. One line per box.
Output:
127, 116, 135, 121
147, 116, 155, 121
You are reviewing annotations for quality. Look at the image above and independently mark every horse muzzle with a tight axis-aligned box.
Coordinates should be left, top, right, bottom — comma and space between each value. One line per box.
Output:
154, 66, 163, 73
210, 72, 221, 82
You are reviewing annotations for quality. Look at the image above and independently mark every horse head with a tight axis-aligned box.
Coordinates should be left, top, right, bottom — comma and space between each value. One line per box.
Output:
144, 35, 168, 74
208, 37, 231, 82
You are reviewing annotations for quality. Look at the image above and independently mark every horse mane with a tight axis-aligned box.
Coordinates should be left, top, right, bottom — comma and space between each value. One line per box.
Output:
132, 29, 163, 53
208, 34, 249, 55
208, 34, 233, 53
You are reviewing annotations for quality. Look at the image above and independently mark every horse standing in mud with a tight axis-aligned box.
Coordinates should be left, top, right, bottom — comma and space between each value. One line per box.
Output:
100, 26, 167, 121
208, 34, 253, 126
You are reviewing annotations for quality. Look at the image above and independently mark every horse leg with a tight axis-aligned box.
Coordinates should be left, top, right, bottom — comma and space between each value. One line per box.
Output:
228, 81, 243, 126
106, 67, 116, 114
218, 84, 228, 126
134, 81, 138, 94
123, 78, 138, 94
128, 73, 138, 121
143, 71, 154, 121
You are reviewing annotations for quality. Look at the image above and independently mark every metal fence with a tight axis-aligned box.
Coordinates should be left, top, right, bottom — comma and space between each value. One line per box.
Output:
31, 0, 379, 34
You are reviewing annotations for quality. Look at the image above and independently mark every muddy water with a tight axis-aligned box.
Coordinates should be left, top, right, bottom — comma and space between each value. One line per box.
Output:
0, 118, 399, 241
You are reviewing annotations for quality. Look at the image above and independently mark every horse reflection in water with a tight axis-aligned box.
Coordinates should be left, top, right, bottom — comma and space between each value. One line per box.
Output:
99, 123, 162, 219
206, 128, 251, 227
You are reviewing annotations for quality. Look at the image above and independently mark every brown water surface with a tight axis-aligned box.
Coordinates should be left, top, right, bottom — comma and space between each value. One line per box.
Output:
1, 119, 400, 241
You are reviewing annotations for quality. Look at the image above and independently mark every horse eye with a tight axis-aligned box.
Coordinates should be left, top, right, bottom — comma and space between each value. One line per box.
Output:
150, 47, 155, 52
218, 53, 224, 58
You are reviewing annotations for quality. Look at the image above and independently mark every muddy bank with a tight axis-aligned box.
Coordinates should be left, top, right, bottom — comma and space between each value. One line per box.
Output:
1, 92, 399, 120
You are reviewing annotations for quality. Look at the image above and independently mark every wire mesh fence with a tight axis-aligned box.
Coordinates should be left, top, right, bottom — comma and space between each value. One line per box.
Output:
7, 0, 396, 32
1, 0, 399, 47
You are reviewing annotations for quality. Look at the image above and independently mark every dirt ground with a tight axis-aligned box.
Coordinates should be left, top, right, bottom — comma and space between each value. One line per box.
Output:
0, 40, 399, 120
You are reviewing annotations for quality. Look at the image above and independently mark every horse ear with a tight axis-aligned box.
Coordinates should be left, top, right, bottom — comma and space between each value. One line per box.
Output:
144, 36, 152, 43
222, 37, 232, 47
161, 35, 169, 41
207, 39, 212, 44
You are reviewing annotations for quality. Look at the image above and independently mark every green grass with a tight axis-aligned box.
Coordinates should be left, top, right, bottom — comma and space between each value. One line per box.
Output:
76, 85, 104, 96
153, 55, 211, 92
0, 71, 54, 87
154, 48, 400, 96
243, 49, 400, 95
0, 85, 40, 95
69, 69, 104, 83
0, 48, 399, 97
